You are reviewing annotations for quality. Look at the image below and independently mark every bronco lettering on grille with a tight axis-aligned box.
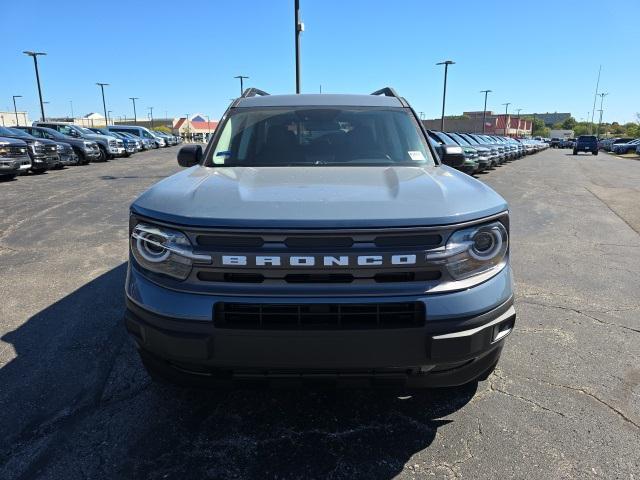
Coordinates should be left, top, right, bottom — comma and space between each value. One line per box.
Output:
218, 254, 418, 268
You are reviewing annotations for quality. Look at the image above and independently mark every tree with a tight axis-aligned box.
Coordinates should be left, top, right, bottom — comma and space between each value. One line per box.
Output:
561, 117, 577, 130
154, 125, 171, 133
525, 117, 549, 137
573, 124, 590, 136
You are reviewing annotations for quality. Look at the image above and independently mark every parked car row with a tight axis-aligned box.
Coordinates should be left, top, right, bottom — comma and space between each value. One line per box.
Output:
426, 131, 548, 175
0, 123, 182, 181
603, 137, 640, 154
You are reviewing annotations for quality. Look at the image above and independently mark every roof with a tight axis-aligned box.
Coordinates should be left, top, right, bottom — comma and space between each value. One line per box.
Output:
236, 94, 404, 108
191, 121, 218, 131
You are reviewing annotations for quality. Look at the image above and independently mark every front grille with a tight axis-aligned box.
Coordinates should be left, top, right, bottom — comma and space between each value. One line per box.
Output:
188, 227, 451, 287
214, 302, 425, 329
196, 270, 441, 284
3, 146, 29, 157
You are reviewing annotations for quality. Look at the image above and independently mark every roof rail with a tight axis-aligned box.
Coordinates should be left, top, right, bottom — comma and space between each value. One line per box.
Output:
241, 88, 270, 98
370, 87, 409, 107
370, 87, 401, 98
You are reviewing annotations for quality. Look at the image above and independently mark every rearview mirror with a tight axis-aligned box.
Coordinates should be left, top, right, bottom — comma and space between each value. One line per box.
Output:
440, 145, 465, 168
177, 144, 202, 167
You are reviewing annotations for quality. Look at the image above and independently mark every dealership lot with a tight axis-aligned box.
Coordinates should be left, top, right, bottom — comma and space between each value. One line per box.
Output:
0, 149, 639, 479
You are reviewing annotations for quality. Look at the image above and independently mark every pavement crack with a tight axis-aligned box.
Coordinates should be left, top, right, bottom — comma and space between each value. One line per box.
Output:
521, 376, 640, 430
585, 186, 640, 236
489, 375, 566, 417
518, 299, 640, 334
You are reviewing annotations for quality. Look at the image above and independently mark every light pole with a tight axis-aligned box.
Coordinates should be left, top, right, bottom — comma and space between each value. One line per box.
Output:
23, 51, 47, 121
589, 65, 602, 134
70, 100, 74, 119
42, 101, 50, 121
502, 102, 511, 136
107, 110, 113, 126
234, 75, 249, 96
205, 115, 211, 140
480, 89, 491, 133
596, 93, 608, 138
294, 0, 303, 93
129, 97, 139, 123
96, 83, 109, 128
436, 60, 455, 131
148, 107, 154, 128
185, 113, 190, 141
0, 115, 4, 127
12, 95, 22, 126
516, 108, 522, 136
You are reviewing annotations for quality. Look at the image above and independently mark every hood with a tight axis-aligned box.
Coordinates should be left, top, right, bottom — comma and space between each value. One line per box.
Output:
132, 165, 508, 228
0, 136, 28, 146
82, 133, 113, 143
2, 134, 55, 146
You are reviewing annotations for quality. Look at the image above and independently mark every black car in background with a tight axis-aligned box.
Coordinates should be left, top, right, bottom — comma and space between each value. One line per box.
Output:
573, 135, 598, 155
0, 136, 31, 180
0, 126, 59, 173
15, 126, 101, 165
427, 130, 478, 174
446, 132, 492, 171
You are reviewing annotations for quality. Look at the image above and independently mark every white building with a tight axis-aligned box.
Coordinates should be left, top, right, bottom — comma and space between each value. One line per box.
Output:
0, 111, 30, 127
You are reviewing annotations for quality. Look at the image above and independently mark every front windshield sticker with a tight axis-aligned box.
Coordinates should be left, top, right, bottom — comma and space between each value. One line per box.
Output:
408, 151, 425, 161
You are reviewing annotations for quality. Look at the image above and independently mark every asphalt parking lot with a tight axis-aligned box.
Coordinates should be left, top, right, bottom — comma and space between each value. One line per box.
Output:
1, 148, 639, 479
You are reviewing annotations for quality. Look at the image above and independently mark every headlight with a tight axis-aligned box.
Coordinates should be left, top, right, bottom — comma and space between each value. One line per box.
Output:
130, 223, 211, 280
427, 221, 508, 280
83, 141, 93, 148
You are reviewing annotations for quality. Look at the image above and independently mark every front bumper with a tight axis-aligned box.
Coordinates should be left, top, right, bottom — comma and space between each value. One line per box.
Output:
0, 159, 21, 175
58, 152, 78, 165
125, 264, 515, 387
108, 146, 127, 156
31, 154, 58, 170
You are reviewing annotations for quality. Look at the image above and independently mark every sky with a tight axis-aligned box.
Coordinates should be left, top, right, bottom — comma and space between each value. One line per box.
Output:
2, 0, 639, 124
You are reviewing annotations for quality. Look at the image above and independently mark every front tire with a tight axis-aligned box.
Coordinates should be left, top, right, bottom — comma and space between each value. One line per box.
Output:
593, 151, 598, 155
97, 146, 108, 162
573, 149, 577, 155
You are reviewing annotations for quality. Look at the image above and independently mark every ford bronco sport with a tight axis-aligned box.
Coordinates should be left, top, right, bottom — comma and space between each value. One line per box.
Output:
125, 88, 515, 388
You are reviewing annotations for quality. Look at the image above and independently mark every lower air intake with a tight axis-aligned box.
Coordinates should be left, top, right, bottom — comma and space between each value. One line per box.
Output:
214, 302, 425, 330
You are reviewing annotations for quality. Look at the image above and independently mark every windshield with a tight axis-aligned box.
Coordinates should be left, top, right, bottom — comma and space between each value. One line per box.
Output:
208, 107, 434, 167
1, 127, 33, 138
447, 132, 471, 146
78, 127, 95, 135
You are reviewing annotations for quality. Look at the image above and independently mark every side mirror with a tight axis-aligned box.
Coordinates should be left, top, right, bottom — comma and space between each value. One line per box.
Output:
440, 145, 466, 168
177, 144, 202, 167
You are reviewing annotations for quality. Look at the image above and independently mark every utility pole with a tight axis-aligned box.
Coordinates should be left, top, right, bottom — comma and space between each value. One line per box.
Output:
96, 83, 109, 128
294, 0, 303, 93
480, 89, 492, 133
70, 100, 74, 119
23, 51, 47, 121
596, 93, 608, 138
206, 115, 211, 140
148, 107, 154, 128
107, 110, 113, 126
319, 84, 322, 94
129, 97, 139, 123
234, 75, 249, 96
185, 113, 190, 141
436, 60, 455, 131
502, 102, 511, 137
589, 65, 601, 134
12, 95, 22, 126
516, 108, 522, 136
